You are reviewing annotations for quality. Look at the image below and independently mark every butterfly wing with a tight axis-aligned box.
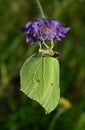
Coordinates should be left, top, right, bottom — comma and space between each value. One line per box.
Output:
20, 54, 60, 113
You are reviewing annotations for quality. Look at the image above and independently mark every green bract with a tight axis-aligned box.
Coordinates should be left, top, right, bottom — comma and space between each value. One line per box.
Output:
20, 54, 60, 114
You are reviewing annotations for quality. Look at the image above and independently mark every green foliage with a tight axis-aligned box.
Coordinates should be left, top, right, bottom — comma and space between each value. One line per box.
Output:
74, 113, 85, 130
0, 0, 85, 130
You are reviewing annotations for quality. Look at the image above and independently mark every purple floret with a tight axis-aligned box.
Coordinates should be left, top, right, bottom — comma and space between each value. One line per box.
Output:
20, 18, 70, 44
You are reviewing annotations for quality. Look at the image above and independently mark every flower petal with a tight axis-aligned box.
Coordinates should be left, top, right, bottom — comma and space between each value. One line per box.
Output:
50, 20, 62, 27
43, 19, 50, 26
26, 35, 31, 42
25, 22, 32, 28
20, 18, 70, 44
20, 27, 26, 33
58, 33, 65, 37
61, 27, 70, 34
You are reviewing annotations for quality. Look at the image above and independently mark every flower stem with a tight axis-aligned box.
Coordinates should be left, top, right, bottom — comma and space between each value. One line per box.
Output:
36, 0, 45, 18
50, 40, 54, 50
43, 42, 49, 49
48, 107, 65, 130
38, 41, 42, 49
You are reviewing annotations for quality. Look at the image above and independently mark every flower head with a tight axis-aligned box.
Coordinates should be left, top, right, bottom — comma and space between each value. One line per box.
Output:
20, 18, 70, 44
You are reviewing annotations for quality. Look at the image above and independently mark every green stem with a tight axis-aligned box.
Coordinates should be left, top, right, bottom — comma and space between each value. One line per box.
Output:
50, 40, 54, 50
38, 41, 42, 49
36, 0, 45, 18
43, 42, 49, 49
48, 108, 65, 130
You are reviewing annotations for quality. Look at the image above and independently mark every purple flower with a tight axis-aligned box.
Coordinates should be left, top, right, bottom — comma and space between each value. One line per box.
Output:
20, 18, 70, 44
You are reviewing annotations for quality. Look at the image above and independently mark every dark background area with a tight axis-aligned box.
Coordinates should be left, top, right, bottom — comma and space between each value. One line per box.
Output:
0, 0, 85, 130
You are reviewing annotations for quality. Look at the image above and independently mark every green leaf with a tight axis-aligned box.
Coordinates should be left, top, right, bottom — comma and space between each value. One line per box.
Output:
20, 54, 60, 114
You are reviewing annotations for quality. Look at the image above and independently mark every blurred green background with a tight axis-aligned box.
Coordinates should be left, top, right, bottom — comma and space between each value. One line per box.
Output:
0, 0, 85, 130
